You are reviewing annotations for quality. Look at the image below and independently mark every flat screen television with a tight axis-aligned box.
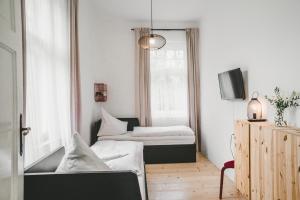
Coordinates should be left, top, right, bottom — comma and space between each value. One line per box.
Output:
218, 68, 245, 100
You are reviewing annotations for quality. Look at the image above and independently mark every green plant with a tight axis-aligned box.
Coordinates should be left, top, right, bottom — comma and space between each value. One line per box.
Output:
265, 87, 300, 126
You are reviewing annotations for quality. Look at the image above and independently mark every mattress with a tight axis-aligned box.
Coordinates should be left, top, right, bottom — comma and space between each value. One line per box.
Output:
91, 141, 146, 200
132, 126, 194, 137
97, 132, 195, 145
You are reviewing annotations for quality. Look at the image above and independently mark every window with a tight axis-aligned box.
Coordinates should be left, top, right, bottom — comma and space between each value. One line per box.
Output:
25, 0, 71, 166
150, 31, 189, 126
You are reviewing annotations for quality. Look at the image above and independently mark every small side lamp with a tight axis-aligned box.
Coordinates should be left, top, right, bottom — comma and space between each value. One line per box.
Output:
94, 83, 107, 102
247, 91, 266, 122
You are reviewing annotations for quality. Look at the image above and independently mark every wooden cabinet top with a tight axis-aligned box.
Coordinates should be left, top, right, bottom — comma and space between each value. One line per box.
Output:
235, 120, 300, 136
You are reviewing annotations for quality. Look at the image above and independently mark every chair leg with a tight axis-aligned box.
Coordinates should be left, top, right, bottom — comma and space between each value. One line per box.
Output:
219, 167, 225, 199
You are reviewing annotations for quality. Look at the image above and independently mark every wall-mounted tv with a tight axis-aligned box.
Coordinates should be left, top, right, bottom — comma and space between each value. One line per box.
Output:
218, 68, 245, 100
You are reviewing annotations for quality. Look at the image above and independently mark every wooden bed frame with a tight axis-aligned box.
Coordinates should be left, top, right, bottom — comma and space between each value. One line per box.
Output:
91, 118, 196, 164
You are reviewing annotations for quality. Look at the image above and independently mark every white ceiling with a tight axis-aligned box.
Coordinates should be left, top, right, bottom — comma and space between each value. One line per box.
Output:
89, 0, 290, 24
90, 0, 210, 21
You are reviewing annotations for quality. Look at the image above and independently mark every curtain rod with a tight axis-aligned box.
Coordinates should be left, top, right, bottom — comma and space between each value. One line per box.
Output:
131, 28, 186, 31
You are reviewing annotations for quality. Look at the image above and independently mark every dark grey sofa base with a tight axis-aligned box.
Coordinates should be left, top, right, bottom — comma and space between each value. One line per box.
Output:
24, 171, 142, 200
24, 147, 145, 200
25, 171, 142, 200
144, 143, 196, 164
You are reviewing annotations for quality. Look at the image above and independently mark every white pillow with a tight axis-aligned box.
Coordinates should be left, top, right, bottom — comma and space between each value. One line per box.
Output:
56, 133, 111, 173
97, 108, 128, 136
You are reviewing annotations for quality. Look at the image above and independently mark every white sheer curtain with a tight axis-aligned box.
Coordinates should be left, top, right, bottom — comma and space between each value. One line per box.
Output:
25, 0, 71, 166
150, 31, 189, 126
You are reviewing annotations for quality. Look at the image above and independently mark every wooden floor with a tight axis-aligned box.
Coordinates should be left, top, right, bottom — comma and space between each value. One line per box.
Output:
146, 153, 243, 200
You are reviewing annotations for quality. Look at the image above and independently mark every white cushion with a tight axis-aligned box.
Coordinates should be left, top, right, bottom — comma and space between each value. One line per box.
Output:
56, 133, 111, 173
97, 108, 128, 136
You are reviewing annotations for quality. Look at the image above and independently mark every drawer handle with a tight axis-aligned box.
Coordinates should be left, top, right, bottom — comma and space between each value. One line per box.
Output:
284, 135, 288, 141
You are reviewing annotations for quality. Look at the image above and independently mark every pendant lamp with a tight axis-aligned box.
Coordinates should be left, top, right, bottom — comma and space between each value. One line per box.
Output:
138, 0, 166, 50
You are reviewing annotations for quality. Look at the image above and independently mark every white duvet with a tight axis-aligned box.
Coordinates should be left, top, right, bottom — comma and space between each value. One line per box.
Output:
91, 140, 144, 175
97, 133, 195, 146
91, 140, 145, 200
132, 125, 194, 137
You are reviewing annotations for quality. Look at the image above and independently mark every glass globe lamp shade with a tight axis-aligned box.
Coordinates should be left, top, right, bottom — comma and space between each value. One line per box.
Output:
138, 34, 166, 50
247, 98, 262, 121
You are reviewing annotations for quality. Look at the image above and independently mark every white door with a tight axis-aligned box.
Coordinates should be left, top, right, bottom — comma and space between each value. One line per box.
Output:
0, 0, 27, 200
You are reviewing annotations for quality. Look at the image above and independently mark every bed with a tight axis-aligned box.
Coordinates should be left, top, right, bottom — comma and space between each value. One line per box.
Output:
91, 140, 146, 200
91, 118, 196, 164
24, 144, 148, 200
25, 141, 148, 200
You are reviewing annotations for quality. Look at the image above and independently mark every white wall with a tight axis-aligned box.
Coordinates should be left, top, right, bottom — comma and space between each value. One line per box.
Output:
78, 2, 136, 143
78, 1, 197, 143
199, 1, 300, 179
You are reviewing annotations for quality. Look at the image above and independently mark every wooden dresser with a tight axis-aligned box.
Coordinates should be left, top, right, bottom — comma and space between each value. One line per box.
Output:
235, 120, 300, 200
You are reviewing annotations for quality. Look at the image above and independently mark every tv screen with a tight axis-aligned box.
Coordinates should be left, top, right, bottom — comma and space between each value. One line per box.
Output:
218, 68, 245, 100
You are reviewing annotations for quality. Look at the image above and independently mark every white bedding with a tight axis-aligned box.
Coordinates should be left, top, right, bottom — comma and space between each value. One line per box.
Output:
97, 132, 195, 145
91, 140, 143, 175
91, 141, 145, 200
132, 126, 194, 137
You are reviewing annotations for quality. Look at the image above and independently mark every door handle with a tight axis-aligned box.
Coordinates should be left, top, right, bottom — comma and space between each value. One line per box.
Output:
20, 114, 30, 156
21, 127, 31, 136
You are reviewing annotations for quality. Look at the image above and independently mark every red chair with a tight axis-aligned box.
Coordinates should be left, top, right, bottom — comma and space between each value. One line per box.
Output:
219, 160, 234, 199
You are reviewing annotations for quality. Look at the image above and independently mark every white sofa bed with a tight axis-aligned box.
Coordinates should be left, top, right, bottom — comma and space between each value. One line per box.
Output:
91, 140, 146, 200
91, 118, 197, 164
24, 140, 148, 200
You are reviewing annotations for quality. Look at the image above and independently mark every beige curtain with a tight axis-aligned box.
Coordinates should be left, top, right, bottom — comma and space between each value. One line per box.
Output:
186, 28, 201, 151
134, 28, 152, 126
70, 0, 81, 133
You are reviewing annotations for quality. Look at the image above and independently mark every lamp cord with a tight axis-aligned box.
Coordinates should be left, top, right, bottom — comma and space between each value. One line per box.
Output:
230, 133, 235, 159
150, 0, 153, 32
